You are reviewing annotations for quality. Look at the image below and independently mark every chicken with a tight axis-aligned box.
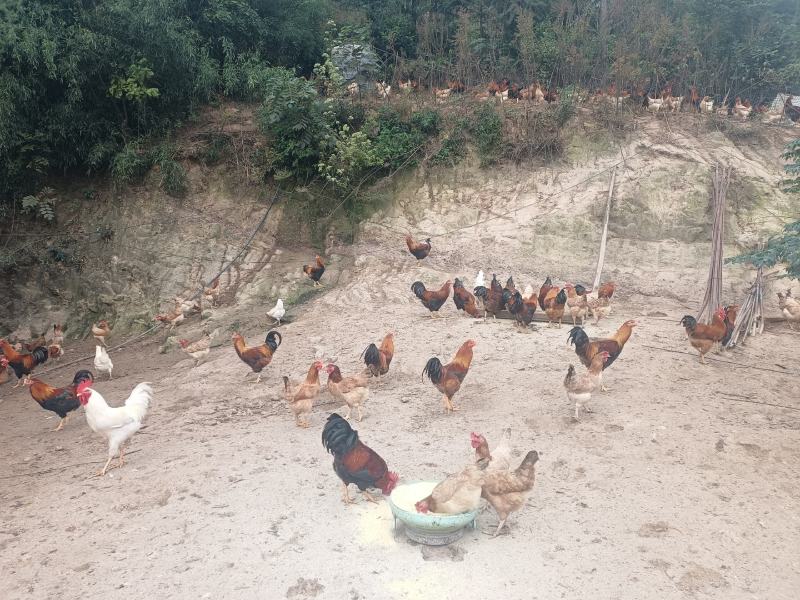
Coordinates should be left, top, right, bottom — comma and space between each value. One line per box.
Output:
283, 361, 324, 427
522, 284, 535, 300
362, 332, 394, 378
474, 274, 504, 319
473, 270, 485, 289
0, 359, 9, 385
471, 431, 512, 472
565, 283, 590, 326
589, 296, 612, 325
503, 276, 517, 302
22, 370, 94, 431
76, 380, 152, 476
538, 276, 555, 311
0, 339, 49, 386
721, 304, 740, 347
94, 345, 114, 380
564, 351, 610, 420
422, 339, 476, 413
411, 280, 452, 317
597, 281, 615, 300
322, 413, 399, 504
154, 306, 184, 330
567, 320, 637, 389
543, 287, 568, 327
453, 278, 482, 317
92, 320, 111, 346
504, 291, 537, 330
203, 278, 221, 307
700, 96, 714, 114
179, 334, 211, 366
47, 344, 63, 361
267, 299, 285, 326
414, 464, 485, 515
302, 255, 325, 286
679, 309, 727, 364
777, 290, 800, 330
326, 364, 369, 422
481, 450, 540, 537
232, 330, 282, 383
405, 235, 432, 261
51, 324, 64, 346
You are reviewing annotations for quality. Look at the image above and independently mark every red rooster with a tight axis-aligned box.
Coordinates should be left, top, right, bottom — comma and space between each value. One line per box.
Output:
411, 280, 452, 317
361, 332, 394, 378
422, 339, 476, 412
302, 255, 325, 286
23, 370, 95, 431
232, 330, 282, 383
0, 339, 50, 387
453, 278, 482, 317
322, 413, 399, 504
405, 235, 432, 261
474, 274, 504, 319
567, 321, 637, 389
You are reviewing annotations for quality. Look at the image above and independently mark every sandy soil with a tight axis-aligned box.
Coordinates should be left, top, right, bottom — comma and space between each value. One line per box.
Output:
2, 234, 799, 600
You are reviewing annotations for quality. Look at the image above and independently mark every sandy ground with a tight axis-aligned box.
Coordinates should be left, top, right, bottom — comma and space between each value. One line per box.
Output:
2, 232, 800, 600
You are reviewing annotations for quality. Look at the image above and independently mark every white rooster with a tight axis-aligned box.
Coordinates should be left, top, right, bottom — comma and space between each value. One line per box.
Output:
94, 345, 113, 379
473, 270, 485, 289
76, 380, 152, 476
267, 298, 285, 326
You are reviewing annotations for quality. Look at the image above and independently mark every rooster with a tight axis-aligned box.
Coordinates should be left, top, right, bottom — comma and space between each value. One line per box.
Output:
473, 270, 485, 289
22, 370, 94, 431
283, 361, 324, 428
453, 278, 482, 317
0, 339, 49, 387
92, 320, 111, 347
422, 340, 476, 412
564, 351, 610, 420
679, 309, 727, 364
94, 345, 114, 380
411, 280, 452, 317
326, 364, 369, 422
361, 332, 394, 378
504, 291, 537, 330
538, 276, 555, 311
721, 305, 740, 347
405, 235, 431, 261
303, 255, 325, 286
474, 274, 504, 319
567, 320, 637, 389
502, 276, 517, 308
267, 299, 285, 326
543, 287, 568, 327
414, 464, 486, 515
322, 413, 399, 504
76, 379, 152, 476
481, 450, 540, 537
232, 331, 282, 383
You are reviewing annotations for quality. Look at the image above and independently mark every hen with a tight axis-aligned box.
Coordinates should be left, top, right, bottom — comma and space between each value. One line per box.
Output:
679, 309, 726, 364
232, 330, 282, 383
76, 380, 152, 476
0, 339, 49, 386
326, 364, 369, 422
564, 351, 610, 420
721, 304, 740, 347
471, 431, 512, 472
565, 283, 590, 326
283, 361, 324, 427
361, 332, 394, 378
567, 320, 637, 389
414, 464, 485, 515
267, 299, 285, 326
303, 255, 326, 286
481, 450, 540, 537
422, 339, 476, 412
23, 370, 95, 431
92, 320, 111, 346
94, 345, 114, 380
777, 290, 800, 330
179, 334, 211, 366
405, 235, 432, 261
322, 413, 399, 504
453, 278, 482, 317
411, 280, 452, 317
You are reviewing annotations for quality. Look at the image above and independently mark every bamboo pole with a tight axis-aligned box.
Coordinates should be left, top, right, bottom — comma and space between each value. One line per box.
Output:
592, 166, 616, 293
697, 164, 730, 323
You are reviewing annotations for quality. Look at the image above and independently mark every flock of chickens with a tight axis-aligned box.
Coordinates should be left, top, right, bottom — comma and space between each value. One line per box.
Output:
1, 231, 795, 535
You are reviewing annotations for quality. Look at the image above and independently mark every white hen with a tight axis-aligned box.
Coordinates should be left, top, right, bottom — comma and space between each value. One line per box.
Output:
94, 345, 113, 379
268, 298, 285, 326
77, 381, 152, 476
474, 270, 485, 289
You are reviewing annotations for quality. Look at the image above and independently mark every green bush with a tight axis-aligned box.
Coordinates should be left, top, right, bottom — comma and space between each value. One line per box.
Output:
410, 109, 441, 135
472, 104, 503, 167
111, 143, 152, 186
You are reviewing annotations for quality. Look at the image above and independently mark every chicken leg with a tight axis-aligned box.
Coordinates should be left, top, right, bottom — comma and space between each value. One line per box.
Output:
361, 491, 378, 503
342, 483, 354, 504
53, 416, 68, 432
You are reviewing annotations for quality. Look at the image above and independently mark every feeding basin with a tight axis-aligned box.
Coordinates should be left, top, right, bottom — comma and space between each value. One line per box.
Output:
388, 481, 478, 545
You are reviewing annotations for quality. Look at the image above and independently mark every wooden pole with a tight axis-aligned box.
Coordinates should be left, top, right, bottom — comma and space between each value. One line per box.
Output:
592, 166, 616, 292
697, 164, 730, 323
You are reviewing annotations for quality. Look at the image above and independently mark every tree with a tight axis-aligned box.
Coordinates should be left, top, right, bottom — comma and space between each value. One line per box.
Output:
727, 139, 800, 279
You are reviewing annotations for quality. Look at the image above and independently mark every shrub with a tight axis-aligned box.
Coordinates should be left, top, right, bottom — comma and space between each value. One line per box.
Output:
471, 104, 503, 166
